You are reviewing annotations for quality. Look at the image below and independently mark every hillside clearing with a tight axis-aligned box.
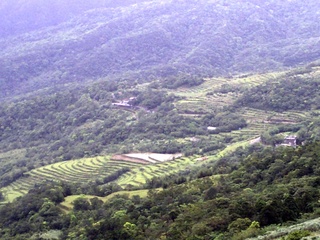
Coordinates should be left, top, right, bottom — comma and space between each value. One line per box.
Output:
59, 189, 160, 213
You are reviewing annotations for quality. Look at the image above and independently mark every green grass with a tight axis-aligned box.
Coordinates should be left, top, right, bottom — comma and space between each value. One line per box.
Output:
1, 156, 146, 202
207, 139, 252, 162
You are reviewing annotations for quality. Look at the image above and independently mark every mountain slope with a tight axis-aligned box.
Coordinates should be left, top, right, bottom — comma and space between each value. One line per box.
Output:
1, 0, 320, 99
0, 0, 145, 37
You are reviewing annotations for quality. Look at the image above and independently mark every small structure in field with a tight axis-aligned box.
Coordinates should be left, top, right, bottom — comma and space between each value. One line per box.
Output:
188, 137, 200, 142
112, 97, 136, 108
281, 135, 297, 147
207, 126, 217, 131
195, 156, 208, 161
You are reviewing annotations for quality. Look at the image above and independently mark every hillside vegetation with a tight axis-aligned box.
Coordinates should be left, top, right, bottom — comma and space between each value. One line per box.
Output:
1, 64, 320, 199
237, 66, 320, 111
1, 0, 320, 239
1, 0, 320, 98
2, 141, 320, 239
1, 62, 320, 238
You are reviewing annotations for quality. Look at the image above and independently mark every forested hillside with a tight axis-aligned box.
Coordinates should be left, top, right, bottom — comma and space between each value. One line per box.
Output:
236, 68, 320, 111
1, 0, 320, 98
0, 0, 144, 37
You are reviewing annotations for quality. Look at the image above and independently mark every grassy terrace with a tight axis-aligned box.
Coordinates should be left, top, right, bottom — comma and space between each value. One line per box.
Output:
1, 154, 200, 202
1, 156, 145, 202
172, 71, 286, 114
169, 70, 314, 152
115, 156, 198, 187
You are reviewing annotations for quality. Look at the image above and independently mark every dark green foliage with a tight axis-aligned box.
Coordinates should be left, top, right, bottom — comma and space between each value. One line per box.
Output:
160, 74, 205, 89
0, 182, 68, 238
131, 89, 175, 110
102, 168, 130, 185
1, 0, 320, 98
73, 198, 91, 211
202, 112, 247, 133
282, 230, 310, 240
237, 75, 320, 111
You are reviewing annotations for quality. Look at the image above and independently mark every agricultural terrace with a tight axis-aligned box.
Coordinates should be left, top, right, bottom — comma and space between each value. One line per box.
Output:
171, 71, 286, 114
1, 153, 198, 202
169, 70, 313, 147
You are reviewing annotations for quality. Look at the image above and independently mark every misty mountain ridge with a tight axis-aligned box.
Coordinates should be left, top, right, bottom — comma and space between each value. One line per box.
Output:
1, 0, 320, 99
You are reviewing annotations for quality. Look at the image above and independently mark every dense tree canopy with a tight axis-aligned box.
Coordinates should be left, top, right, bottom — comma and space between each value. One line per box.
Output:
236, 73, 320, 111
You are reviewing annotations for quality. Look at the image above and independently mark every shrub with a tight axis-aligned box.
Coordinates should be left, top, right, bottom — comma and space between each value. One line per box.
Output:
281, 230, 310, 240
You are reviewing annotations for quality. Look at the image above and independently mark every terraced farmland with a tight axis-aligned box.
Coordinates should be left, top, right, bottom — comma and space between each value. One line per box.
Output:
171, 69, 313, 146
1, 69, 316, 204
112, 153, 183, 164
115, 156, 198, 188
1, 156, 144, 202
0, 153, 199, 202
172, 71, 286, 114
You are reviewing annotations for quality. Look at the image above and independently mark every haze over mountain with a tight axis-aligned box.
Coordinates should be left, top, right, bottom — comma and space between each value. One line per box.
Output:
1, 0, 320, 99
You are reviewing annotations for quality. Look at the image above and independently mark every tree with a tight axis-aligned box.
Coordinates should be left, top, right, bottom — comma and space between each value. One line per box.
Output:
73, 197, 91, 211
228, 218, 251, 234
123, 222, 138, 238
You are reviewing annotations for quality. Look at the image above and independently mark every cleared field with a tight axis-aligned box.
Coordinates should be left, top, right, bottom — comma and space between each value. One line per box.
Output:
59, 188, 158, 213
171, 71, 286, 114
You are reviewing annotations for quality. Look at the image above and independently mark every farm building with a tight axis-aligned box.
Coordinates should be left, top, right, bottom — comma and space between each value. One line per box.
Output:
281, 135, 297, 147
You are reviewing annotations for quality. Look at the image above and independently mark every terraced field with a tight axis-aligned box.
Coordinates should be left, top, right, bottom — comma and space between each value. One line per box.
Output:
1, 156, 144, 202
0, 153, 199, 202
172, 71, 286, 114
223, 108, 310, 139
170, 70, 314, 147
115, 156, 198, 188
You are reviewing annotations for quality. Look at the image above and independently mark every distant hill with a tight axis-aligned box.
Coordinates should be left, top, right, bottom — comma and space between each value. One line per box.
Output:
0, 0, 145, 37
1, 0, 320, 99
